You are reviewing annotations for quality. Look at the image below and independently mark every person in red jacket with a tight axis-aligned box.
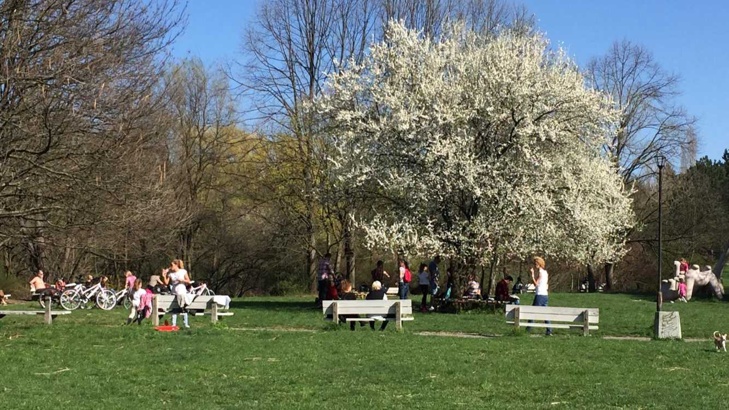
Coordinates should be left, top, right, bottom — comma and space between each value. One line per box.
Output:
495, 275, 520, 305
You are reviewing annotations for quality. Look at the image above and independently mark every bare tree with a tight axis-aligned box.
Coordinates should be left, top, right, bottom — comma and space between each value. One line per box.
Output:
0, 0, 184, 275
235, 0, 378, 289
586, 40, 696, 290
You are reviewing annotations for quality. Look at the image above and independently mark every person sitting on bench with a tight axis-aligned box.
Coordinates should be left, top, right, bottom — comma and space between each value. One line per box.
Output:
366, 281, 388, 331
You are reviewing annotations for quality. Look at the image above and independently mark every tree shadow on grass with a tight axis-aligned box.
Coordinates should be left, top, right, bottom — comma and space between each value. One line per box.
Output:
229, 299, 316, 312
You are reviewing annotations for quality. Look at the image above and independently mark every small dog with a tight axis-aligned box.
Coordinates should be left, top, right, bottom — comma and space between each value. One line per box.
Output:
714, 331, 727, 352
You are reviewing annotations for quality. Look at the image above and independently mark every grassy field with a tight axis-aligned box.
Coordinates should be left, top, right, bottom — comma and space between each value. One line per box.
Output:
0, 292, 727, 409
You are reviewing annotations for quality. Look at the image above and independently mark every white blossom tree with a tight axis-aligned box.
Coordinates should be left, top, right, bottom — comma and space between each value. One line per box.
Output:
315, 22, 635, 291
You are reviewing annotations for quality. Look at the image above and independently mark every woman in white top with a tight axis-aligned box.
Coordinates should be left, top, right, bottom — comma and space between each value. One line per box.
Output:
527, 256, 552, 335
161, 259, 191, 328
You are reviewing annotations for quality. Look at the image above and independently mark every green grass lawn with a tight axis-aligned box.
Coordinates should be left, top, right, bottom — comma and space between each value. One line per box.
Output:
0, 292, 727, 409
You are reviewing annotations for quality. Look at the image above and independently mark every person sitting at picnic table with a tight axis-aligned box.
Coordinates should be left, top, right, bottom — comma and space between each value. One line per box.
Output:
366, 281, 388, 331
325, 275, 339, 301
464, 274, 481, 299
0, 289, 7, 306
496, 275, 520, 305
512, 276, 524, 294
29, 270, 56, 297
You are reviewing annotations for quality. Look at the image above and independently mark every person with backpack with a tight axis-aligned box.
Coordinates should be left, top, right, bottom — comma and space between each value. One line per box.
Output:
398, 259, 412, 300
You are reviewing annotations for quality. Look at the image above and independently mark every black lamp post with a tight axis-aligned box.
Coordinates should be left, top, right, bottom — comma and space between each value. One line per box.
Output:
656, 155, 666, 312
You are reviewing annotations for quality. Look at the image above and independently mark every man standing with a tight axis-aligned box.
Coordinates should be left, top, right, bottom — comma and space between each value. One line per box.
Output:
317, 253, 332, 306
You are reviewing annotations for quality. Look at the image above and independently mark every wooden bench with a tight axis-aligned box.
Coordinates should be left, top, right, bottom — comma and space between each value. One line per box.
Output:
505, 305, 599, 336
0, 297, 71, 325
151, 294, 234, 325
322, 299, 414, 330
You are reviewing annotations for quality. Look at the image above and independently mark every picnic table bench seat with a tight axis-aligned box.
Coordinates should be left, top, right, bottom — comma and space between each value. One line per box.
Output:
0, 297, 70, 325
152, 294, 234, 325
322, 299, 414, 330
505, 304, 599, 336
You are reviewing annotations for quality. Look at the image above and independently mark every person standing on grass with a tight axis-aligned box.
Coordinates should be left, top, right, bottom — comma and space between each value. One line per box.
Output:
161, 259, 191, 328
366, 281, 388, 331
371, 260, 390, 284
526, 256, 552, 336
126, 278, 146, 325
428, 256, 441, 311
397, 260, 411, 300
417, 264, 429, 312
677, 277, 688, 302
316, 253, 332, 307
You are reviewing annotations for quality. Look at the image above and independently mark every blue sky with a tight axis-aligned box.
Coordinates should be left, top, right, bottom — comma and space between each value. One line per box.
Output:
171, 0, 728, 161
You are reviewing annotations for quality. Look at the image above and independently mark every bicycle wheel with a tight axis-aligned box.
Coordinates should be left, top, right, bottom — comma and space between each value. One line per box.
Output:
122, 295, 132, 310
96, 289, 116, 311
60, 290, 81, 311
203, 287, 215, 296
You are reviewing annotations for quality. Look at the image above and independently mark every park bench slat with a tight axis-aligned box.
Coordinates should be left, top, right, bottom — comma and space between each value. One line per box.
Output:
151, 294, 234, 325
0, 310, 71, 316
322, 299, 413, 330
504, 304, 599, 335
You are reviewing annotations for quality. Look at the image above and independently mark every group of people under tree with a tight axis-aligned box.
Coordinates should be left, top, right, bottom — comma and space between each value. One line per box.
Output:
318, 253, 552, 333
316, 253, 542, 308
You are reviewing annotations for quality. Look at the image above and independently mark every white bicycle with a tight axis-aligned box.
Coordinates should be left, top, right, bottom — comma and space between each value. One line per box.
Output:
60, 282, 116, 311
113, 288, 132, 309
189, 281, 214, 296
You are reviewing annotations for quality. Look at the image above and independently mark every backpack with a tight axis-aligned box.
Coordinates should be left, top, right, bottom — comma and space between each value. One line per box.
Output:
403, 268, 412, 283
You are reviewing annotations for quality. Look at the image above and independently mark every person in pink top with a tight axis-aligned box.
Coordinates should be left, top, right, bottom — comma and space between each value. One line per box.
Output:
124, 270, 137, 290
677, 277, 688, 302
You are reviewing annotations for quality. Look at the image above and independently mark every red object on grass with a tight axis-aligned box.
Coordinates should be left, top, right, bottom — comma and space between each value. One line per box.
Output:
154, 325, 179, 332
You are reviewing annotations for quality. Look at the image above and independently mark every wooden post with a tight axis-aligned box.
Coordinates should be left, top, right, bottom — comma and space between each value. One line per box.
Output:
152, 295, 159, 326
44, 296, 52, 325
396, 301, 402, 330
211, 301, 218, 324
514, 306, 520, 329
583, 309, 590, 336
332, 302, 339, 325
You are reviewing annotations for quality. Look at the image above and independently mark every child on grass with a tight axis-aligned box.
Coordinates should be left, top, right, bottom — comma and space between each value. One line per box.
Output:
126, 279, 147, 325
677, 277, 687, 302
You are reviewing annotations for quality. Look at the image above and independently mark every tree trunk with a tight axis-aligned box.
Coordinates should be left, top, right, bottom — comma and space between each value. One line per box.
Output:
343, 215, 355, 285
586, 263, 596, 293
713, 240, 729, 280
308, 223, 317, 293
604, 262, 614, 291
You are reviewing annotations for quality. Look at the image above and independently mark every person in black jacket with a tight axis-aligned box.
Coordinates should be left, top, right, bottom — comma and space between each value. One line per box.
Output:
366, 281, 388, 331
338, 280, 361, 330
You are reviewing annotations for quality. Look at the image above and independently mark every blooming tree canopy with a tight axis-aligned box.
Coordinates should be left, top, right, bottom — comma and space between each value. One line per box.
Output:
315, 22, 635, 267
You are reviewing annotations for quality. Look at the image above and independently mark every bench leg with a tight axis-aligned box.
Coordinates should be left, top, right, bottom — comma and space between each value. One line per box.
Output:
514, 307, 520, 330
152, 295, 159, 327
583, 309, 590, 336
44, 297, 52, 325
396, 301, 402, 330
211, 302, 218, 324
